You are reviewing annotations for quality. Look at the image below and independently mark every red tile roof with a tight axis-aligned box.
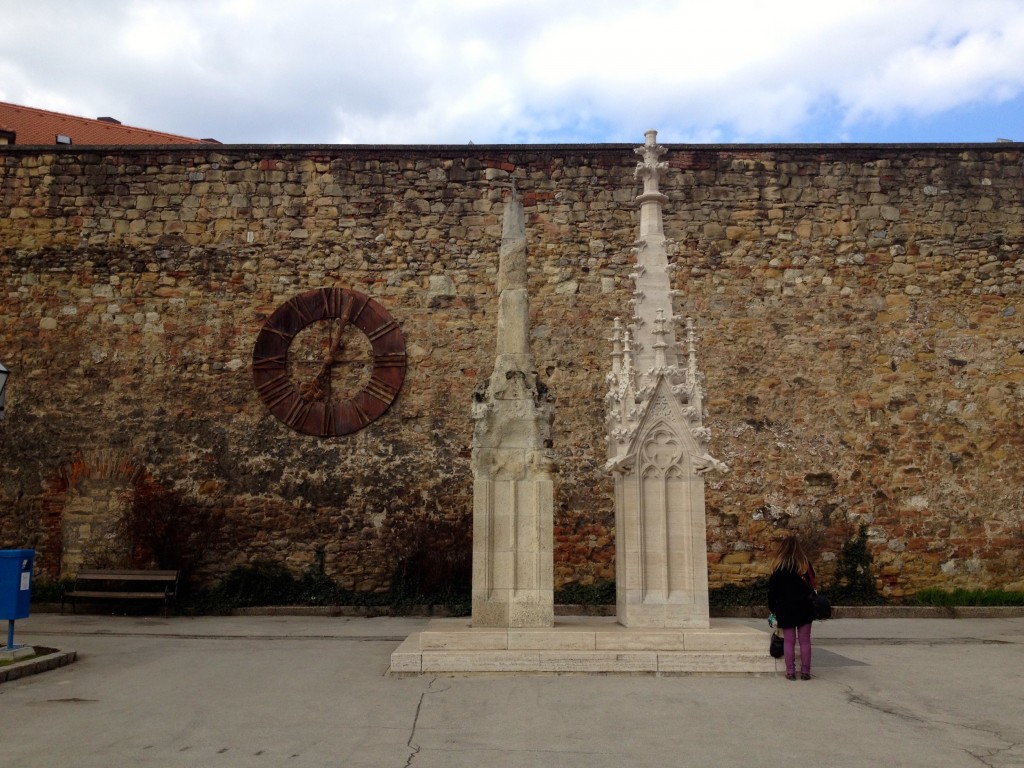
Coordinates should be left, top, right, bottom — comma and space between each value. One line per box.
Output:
0, 101, 217, 145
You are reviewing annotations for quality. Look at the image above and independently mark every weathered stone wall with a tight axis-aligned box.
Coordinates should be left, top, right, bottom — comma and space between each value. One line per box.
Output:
1, 142, 1021, 598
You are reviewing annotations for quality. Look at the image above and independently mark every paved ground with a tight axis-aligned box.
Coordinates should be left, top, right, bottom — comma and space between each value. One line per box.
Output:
2, 613, 1023, 768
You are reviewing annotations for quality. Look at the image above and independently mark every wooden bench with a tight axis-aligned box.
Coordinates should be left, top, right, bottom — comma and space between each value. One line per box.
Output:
61, 569, 180, 615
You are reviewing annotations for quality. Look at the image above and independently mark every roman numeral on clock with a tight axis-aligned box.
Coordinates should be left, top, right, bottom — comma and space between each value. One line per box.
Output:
373, 352, 406, 368
256, 374, 294, 409
366, 319, 398, 342
284, 396, 313, 430
363, 376, 398, 404
253, 354, 287, 371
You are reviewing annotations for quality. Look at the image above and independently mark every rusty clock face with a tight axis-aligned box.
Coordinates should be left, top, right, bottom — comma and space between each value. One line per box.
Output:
252, 288, 406, 436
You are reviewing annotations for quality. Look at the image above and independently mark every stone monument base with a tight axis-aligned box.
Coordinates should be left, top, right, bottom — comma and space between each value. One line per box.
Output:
389, 616, 777, 675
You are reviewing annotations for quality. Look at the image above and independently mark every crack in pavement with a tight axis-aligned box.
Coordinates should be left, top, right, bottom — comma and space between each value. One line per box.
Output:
966, 740, 1024, 768
956, 721, 1024, 768
404, 677, 449, 768
845, 687, 928, 725
846, 686, 1024, 767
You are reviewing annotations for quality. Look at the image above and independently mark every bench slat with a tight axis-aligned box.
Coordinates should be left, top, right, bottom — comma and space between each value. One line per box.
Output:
74, 571, 178, 581
65, 590, 172, 599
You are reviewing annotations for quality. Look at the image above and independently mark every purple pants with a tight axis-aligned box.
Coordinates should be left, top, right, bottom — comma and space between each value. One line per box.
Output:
783, 624, 812, 676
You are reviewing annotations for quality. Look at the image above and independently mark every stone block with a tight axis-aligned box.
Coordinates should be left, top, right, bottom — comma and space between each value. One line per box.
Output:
421, 652, 542, 673
508, 629, 595, 651
537, 652, 657, 673
388, 637, 423, 673
595, 632, 687, 651
420, 629, 509, 651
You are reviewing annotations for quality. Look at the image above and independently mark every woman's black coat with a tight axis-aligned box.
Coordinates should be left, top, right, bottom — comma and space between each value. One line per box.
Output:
768, 567, 815, 628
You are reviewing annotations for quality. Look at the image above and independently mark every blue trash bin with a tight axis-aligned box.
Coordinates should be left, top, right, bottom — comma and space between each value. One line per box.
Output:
0, 549, 34, 621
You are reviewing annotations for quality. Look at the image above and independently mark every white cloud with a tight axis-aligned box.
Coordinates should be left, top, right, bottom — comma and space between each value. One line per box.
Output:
2, 0, 1023, 143
120, 4, 205, 64
840, 15, 1024, 122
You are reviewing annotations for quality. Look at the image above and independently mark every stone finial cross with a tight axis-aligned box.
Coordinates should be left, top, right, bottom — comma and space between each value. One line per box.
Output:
634, 129, 668, 197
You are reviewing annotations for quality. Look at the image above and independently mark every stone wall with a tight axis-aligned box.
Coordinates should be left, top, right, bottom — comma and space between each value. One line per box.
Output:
1, 142, 1021, 598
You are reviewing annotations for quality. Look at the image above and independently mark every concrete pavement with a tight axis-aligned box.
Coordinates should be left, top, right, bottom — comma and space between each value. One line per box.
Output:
2, 613, 1023, 768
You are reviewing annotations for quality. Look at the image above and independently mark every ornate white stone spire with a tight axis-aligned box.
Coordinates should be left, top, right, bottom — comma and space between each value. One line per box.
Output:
605, 130, 726, 629
607, 129, 692, 467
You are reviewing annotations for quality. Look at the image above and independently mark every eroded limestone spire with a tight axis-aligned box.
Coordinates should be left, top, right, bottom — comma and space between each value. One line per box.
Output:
493, 185, 532, 371
471, 187, 555, 628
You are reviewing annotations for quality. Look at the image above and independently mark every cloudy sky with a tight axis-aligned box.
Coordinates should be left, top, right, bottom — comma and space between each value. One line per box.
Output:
3, 0, 1024, 145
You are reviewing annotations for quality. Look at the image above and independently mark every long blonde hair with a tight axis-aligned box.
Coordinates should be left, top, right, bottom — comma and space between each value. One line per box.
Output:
771, 535, 810, 574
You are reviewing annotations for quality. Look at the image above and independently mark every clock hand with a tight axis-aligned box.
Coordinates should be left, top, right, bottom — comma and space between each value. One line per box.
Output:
303, 317, 350, 400
326, 316, 349, 362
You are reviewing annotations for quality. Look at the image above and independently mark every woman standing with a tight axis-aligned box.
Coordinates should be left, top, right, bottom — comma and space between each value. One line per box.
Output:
768, 535, 816, 680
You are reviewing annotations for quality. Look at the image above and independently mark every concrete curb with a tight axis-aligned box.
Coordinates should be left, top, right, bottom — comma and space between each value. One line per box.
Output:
0, 647, 77, 684
31, 602, 1024, 620
233, 605, 618, 617
231, 604, 465, 617
714, 605, 1024, 619
233, 605, 1024, 619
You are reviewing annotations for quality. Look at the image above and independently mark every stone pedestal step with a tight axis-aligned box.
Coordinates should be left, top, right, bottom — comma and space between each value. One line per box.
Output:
389, 616, 778, 675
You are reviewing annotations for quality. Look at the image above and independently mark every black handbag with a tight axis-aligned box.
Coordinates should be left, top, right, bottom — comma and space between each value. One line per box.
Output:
769, 630, 784, 658
810, 591, 832, 620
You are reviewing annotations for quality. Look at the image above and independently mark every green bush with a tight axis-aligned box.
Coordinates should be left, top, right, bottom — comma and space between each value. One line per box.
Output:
184, 559, 470, 615
210, 560, 301, 607
555, 581, 616, 606
379, 515, 471, 613
31, 577, 74, 604
709, 577, 769, 608
912, 588, 1024, 606
828, 525, 885, 605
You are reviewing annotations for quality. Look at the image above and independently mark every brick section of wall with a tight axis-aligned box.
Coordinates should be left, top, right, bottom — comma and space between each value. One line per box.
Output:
1, 144, 1022, 597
